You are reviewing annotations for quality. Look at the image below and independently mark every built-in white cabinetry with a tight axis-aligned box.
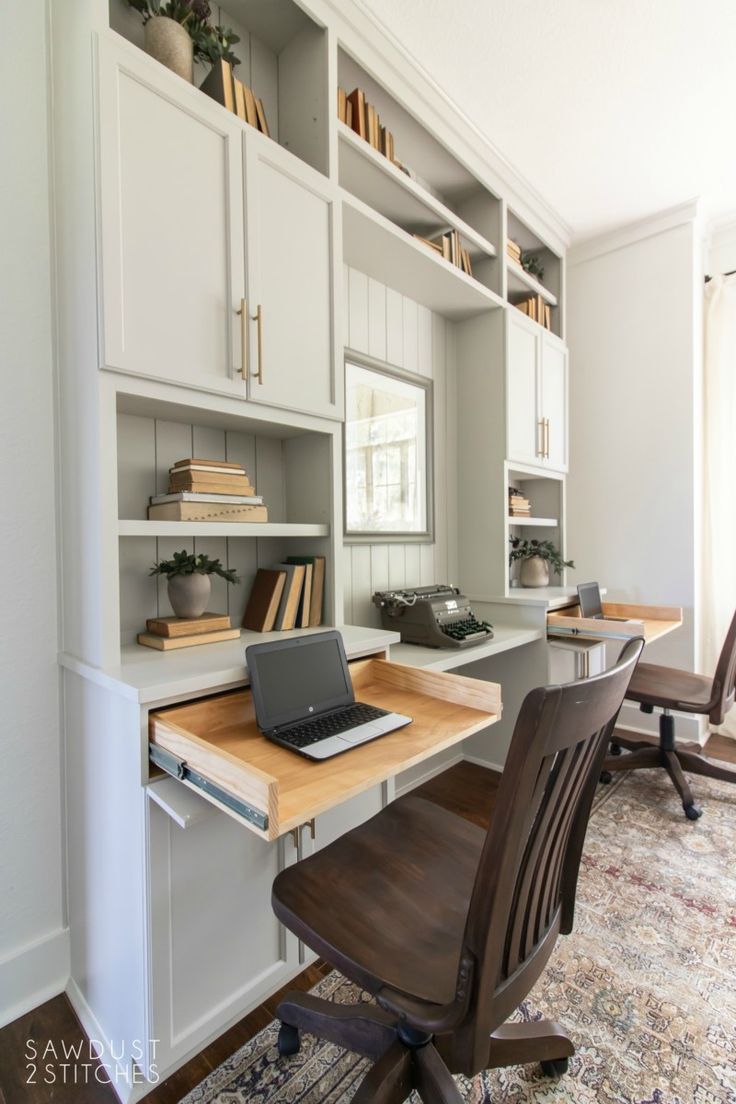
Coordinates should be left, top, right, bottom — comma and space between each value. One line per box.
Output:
98, 38, 340, 419
506, 312, 568, 473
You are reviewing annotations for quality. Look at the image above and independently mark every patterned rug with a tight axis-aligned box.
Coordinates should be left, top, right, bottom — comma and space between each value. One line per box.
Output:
180, 768, 736, 1103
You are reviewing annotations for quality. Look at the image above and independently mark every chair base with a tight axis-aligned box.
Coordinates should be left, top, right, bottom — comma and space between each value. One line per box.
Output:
275, 991, 573, 1103
602, 714, 736, 818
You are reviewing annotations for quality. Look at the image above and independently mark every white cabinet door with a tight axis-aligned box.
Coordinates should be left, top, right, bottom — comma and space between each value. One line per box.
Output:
540, 335, 568, 472
98, 42, 246, 396
506, 315, 541, 465
244, 132, 341, 419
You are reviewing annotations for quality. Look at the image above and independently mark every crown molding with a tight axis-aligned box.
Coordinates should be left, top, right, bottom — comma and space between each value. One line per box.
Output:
315, 0, 572, 253
567, 199, 702, 268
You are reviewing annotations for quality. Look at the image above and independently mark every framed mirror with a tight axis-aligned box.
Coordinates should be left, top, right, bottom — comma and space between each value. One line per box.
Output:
344, 356, 433, 540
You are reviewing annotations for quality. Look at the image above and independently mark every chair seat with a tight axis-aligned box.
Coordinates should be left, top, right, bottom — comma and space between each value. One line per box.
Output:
625, 661, 715, 714
272, 795, 485, 1006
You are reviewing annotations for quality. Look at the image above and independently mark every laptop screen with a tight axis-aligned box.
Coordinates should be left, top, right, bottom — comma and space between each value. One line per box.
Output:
247, 631, 354, 732
577, 581, 603, 618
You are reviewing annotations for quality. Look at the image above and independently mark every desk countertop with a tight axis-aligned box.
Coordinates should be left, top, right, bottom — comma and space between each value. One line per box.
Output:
389, 624, 544, 671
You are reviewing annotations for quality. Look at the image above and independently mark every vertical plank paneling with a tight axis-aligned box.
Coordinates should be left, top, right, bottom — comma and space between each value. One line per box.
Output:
370, 544, 389, 594
255, 437, 286, 521
386, 288, 403, 367
388, 544, 405, 588
350, 546, 374, 627
402, 296, 418, 375
154, 420, 192, 495
348, 267, 369, 353
404, 544, 421, 587
191, 426, 226, 461
417, 306, 433, 379
249, 36, 278, 141
119, 537, 157, 643
117, 414, 155, 520
367, 277, 387, 361
342, 544, 354, 624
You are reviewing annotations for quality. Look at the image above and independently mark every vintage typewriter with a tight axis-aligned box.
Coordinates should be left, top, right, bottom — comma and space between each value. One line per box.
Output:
372, 585, 494, 649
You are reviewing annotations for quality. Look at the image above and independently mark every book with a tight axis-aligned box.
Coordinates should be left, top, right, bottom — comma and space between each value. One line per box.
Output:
234, 78, 247, 121
286, 555, 325, 627
199, 60, 234, 113
337, 86, 347, 123
242, 569, 287, 632
147, 503, 269, 522
243, 84, 258, 128
346, 87, 366, 139
169, 467, 251, 484
171, 462, 248, 476
255, 97, 270, 137
346, 100, 353, 128
145, 612, 231, 638
150, 492, 264, 506
169, 471, 255, 491
137, 627, 240, 650
171, 458, 245, 471
272, 563, 306, 631
165, 483, 258, 499
296, 561, 312, 628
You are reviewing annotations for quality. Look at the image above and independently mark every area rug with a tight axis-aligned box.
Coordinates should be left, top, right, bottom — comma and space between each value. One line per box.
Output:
180, 768, 736, 1103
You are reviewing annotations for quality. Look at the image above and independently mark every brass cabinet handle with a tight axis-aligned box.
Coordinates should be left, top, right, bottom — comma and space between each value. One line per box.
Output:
236, 298, 248, 380
254, 304, 263, 384
545, 418, 551, 459
536, 419, 545, 458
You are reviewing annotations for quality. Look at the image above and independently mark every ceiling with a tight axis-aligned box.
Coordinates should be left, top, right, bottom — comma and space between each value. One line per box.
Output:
358, 0, 736, 243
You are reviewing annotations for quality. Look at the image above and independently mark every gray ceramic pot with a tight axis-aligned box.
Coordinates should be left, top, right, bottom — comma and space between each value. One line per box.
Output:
519, 555, 550, 588
144, 16, 193, 82
168, 573, 211, 618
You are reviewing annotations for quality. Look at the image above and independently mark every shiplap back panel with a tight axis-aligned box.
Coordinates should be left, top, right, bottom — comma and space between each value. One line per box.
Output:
116, 415, 324, 642
342, 265, 456, 629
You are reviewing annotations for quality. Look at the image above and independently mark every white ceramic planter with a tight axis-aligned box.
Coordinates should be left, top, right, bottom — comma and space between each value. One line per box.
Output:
519, 556, 550, 588
167, 573, 211, 618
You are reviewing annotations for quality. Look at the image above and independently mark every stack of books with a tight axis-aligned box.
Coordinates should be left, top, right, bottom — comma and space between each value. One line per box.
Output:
509, 488, 532, 518
337, 86, 397, 164
137, 612, 240, 651
414, 230, 473, 276
147, 458, 268, 522
507, 238, 522, 265
243, 555, 326, 632
199, 60, 270, 137
516, 296, 552, 331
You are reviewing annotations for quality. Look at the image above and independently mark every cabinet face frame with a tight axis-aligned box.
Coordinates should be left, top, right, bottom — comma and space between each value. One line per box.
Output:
96, 37, 248, 398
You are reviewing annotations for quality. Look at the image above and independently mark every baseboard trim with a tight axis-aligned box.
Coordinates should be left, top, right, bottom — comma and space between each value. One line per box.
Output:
66, 977, 153, 1104
0, 927, 70, 1029
395, 750, 464, 796
462, 752, 505, 774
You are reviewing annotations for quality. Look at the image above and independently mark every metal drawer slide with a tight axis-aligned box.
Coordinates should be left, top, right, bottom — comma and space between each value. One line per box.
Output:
149, 743, 269, 832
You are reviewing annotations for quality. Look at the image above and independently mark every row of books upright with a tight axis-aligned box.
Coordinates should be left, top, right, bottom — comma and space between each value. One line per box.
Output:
413, 228, 474, 276
243, 557, 325, 633
506, 238, 522, 265
337, 86, 399, 165
147, 458, 267, 522
200, 59, 270, 136
516, 296, 553, 331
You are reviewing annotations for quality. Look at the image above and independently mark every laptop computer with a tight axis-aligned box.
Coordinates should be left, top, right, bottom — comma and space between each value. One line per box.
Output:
576, 582, 632, 622
246, 630, 412, 760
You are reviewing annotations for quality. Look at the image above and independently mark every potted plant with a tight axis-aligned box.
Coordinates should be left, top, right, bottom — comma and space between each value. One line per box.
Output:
509, 538, 574, 589
127, 1, 240, 83
150, 550, 239, 618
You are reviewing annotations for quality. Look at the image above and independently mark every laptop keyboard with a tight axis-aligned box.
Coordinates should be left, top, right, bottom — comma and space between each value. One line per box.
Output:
275, 702, 389, 749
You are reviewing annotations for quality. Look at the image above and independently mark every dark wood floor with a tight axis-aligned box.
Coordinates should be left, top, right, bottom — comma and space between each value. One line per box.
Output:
2, 734, 734, 1104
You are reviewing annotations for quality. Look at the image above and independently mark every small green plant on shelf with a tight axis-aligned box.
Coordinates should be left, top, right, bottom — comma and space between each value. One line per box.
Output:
521, 253, 545, 282
149, 549, 239, 582
127, 1, 241, 69
509, 538, 574, 589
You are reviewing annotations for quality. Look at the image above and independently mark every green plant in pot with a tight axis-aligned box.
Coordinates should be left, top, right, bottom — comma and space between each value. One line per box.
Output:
127, 0, 241, 83
150, 550, 239, 619
509, 538, 574, 589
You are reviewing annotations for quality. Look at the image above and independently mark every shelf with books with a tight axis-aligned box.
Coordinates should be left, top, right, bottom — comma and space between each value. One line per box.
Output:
118, 521, 329, 538
506, 258, 558, 307
342, 193, 505, 320
507, 516, 558, 528
506, 210, 562, 337
108, 0, 330, 175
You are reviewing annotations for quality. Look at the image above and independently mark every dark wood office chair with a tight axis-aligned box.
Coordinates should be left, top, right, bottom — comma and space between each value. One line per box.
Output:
270, 637, 644, 1104
602, 609, 736, 820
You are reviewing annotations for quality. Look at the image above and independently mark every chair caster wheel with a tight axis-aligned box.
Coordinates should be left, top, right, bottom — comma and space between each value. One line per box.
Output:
540, 1057, 569, 1078
599, 771, 612, 785
277, 1022, 301, 1056
684, 803, 703, 821
610, 743, 622, 756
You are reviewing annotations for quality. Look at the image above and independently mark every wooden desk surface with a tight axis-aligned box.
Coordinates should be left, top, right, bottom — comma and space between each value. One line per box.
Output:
546, 602, 682, 645
149, 658, 502, 841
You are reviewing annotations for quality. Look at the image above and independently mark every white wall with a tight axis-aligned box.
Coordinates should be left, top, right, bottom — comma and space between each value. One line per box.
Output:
566, 210, 703, 738
0, 0, 69, 1025
341, 266, 457, 626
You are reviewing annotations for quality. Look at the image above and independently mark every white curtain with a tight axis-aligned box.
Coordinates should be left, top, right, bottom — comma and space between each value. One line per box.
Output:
703, 273, 736, 738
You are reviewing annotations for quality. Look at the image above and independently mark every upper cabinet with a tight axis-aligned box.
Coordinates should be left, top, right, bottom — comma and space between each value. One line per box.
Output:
506, 311, 568, 473
97, 41, 247, 398
97, 39, 341, 420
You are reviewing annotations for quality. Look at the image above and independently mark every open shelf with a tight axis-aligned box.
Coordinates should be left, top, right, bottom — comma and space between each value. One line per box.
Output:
342, 193, 504, 320
507, 516, 558, 527
338, 123, 496, 263
506, 259, 558, 307
119, 521, 329, 538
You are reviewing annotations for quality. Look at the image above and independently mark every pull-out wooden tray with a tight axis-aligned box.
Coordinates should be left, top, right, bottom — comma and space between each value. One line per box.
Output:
547, 602, 682, 645
149, 658, 502, 841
